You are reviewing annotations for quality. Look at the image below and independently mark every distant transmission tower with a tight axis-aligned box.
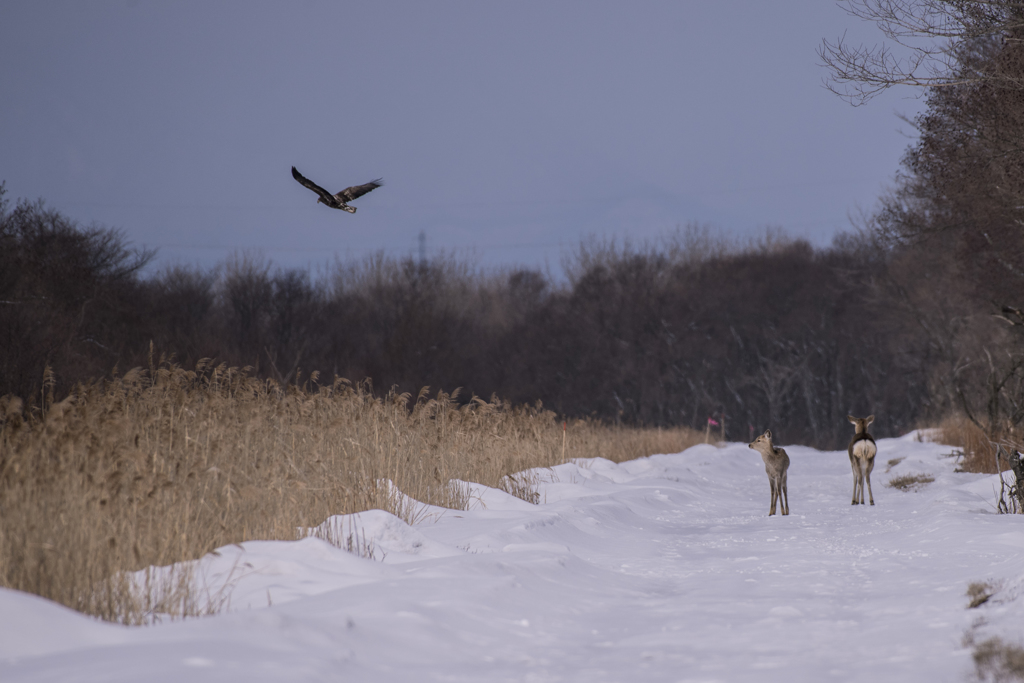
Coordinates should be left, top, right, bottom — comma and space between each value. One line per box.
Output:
418, 230, 427, 267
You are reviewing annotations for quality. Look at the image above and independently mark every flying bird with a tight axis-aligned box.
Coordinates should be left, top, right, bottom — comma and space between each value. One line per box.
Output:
291, 166, 382, 214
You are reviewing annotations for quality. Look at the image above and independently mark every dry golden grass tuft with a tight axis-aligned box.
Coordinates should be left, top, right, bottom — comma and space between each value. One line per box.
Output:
884, 457, 906, 473
885, 473, 935, 491
0, 360, 702, 624
967, 581, 999, 609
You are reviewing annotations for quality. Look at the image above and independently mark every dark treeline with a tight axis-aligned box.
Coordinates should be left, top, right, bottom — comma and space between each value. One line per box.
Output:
4, 183, 1012, 450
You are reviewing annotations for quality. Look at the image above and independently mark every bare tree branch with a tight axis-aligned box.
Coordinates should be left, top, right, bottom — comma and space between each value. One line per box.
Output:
821, 0, 1024, 103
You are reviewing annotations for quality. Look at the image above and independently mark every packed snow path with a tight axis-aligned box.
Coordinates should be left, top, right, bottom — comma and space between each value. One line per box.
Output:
3, 433, 1024, 682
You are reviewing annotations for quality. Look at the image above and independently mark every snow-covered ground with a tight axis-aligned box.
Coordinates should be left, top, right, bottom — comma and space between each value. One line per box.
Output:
3, 433, 1023, 682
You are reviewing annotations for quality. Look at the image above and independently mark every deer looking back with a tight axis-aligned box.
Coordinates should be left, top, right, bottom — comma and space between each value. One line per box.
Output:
847, 415, 877, 505
748, 429, 790, 516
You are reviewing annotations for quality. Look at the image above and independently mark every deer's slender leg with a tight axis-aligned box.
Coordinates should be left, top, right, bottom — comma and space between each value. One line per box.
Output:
781, 472, 789, 516
865, 457, 875, 505
851, 458, 861, 505
858, 461, 866, 504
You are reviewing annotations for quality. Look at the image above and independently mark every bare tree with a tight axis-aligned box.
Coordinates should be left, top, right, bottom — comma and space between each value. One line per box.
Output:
820, 0, 1024, 103
824, 1, 1024, 455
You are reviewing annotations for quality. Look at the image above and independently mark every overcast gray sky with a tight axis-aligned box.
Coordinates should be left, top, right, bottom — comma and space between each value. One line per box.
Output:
0, 1, 923, 275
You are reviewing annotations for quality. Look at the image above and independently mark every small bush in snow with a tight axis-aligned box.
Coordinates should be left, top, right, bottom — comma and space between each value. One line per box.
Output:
971, 637, 1024, 682
967, 581, 999, 609
886, 474, 935, 491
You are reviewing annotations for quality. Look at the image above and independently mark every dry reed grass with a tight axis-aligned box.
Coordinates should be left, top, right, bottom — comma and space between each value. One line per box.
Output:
0, 359, 702, 624
935, 414, 1024, 474
936, 414, 1001, 473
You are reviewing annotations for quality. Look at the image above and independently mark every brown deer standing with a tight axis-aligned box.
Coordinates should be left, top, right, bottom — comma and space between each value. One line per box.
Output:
847, 415, 877, 505
748, 429, 790, 516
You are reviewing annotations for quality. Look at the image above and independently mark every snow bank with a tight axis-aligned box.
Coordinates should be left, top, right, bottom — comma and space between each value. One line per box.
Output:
3, 435, 1023, 682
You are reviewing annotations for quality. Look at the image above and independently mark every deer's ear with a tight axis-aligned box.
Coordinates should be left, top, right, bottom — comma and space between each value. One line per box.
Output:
847, 415, 856, 423
866, 415, 875, 425
764, 429, 772, 439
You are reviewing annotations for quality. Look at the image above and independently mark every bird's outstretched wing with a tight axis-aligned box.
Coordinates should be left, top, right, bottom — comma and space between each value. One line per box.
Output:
291, 167, 336, 204
338, 179, 383, 203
